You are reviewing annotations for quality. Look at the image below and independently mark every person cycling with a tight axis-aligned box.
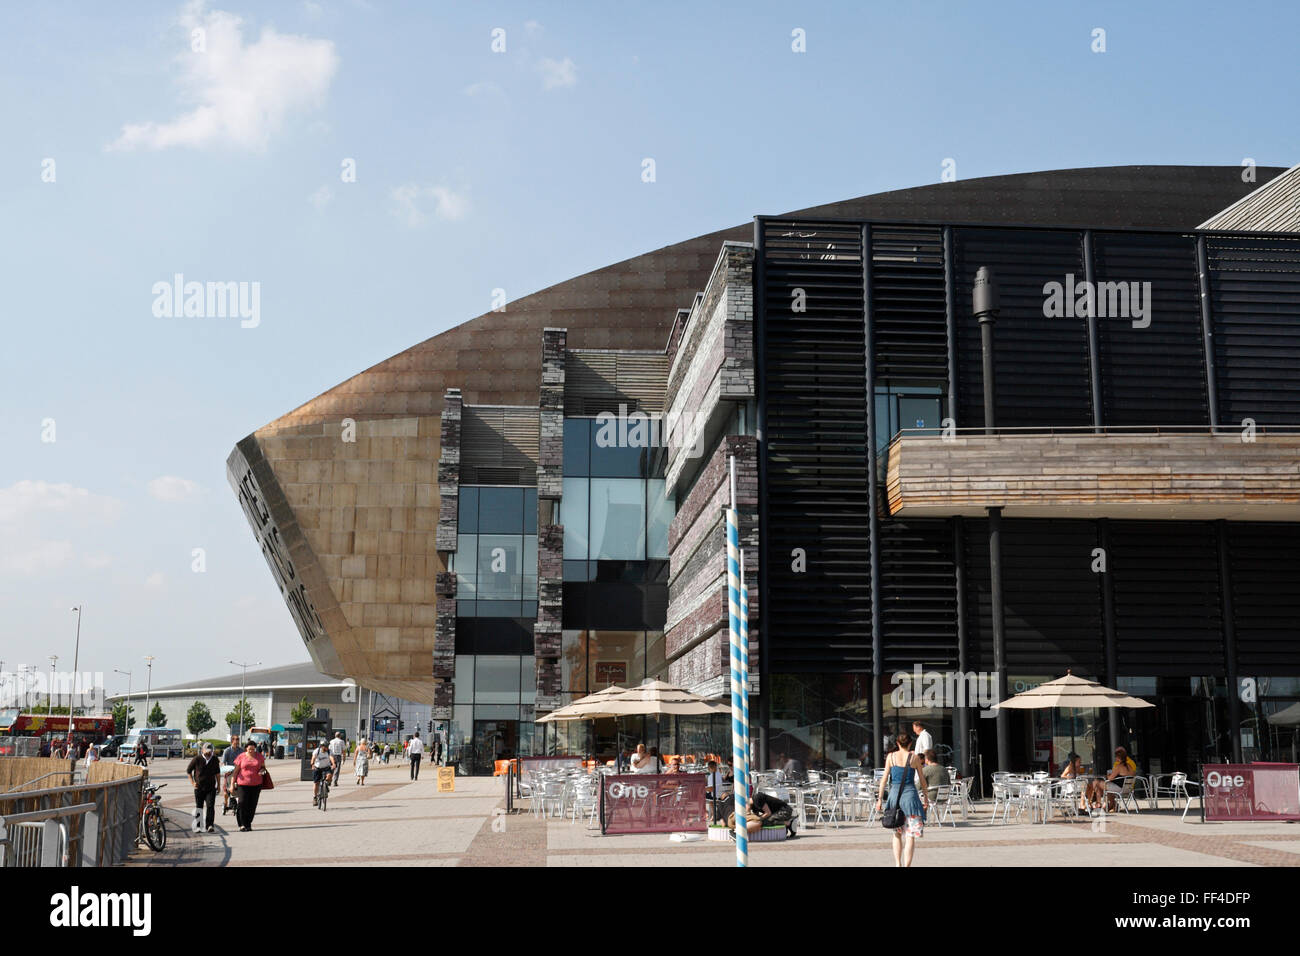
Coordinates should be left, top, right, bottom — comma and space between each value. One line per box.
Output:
311, 739, 337, 807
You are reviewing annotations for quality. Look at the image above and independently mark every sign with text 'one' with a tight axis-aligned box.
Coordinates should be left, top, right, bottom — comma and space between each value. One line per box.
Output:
1202, 764, 1300, 821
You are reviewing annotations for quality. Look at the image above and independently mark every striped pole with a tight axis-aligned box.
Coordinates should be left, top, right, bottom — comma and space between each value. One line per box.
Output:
727, 456, 749, 866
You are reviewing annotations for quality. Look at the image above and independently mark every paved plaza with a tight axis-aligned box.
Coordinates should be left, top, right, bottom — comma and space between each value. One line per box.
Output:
123, 757, 1300, 867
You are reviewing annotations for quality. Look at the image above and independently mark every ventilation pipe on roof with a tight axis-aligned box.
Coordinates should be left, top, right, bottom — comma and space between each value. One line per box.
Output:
973, 266, 999, 436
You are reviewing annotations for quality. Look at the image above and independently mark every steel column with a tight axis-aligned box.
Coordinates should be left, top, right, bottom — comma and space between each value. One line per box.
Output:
863, 223, 884, 766
1083, 230, 1104, 430
1216, 521, 1243, 762
752, 218, 771, 771
1197, 235, 1221, 429
988, 506, 1009, 771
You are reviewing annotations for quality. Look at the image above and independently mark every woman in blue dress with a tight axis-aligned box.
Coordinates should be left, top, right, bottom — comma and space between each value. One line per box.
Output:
874, 730, 929, 867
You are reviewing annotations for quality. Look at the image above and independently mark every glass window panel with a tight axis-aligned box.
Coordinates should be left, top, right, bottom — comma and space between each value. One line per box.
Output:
589, 478, 646, 560
475, 656, 521, 704
474, 704, 520, 721
520, 657, 536, 704
523, 534, 538, 600
477, 534, 523, 600
589, 421, 645, 478
562, 629, 587, 694
519, 706, 536, 756
647, 478, 674, 560
899, 396, 942, 435
646, 630, 665, 682
522, 601, 538, 620
478, 487, 525, 534
561, 478, 589, 559
587, 630, 642, 688
450, 705, 473, 762
523, 487, 538, 530
477, 600, 522, 617
563, 559, 593, 582
563, 418, 591, 477
455, 655, 475, 700
458, 487, 479, 533
456, 534, 478, 599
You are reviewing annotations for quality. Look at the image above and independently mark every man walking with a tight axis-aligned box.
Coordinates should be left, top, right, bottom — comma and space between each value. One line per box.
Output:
220, 734, 240, 814
408, 731, 424, 780
328, 731, 347, 787
187, 742, 221, 833
912, 721, 934, 760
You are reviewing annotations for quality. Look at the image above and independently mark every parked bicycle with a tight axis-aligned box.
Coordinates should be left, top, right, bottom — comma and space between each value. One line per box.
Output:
139, 782, 167, 852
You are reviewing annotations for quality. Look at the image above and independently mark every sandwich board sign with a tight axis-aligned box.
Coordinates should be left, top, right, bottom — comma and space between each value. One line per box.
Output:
437, 766, 455, 792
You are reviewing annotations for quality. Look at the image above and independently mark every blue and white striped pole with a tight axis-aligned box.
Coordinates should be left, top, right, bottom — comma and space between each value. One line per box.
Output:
727, 456, 750, 867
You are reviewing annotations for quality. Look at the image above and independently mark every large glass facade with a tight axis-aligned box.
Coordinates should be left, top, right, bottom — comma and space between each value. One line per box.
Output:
455, 486, 538, 618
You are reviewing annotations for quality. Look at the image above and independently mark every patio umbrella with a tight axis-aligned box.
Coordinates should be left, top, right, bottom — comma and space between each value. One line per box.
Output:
991, 671, 1154, 758
535, 684, 629, 723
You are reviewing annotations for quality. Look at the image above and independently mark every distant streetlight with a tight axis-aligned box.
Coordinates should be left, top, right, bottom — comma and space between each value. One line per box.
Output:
228, 659, 261, 737
48, 656, 58, 714
115, 669, 133, 733
69, 605, 83, 718
143, 656, 155, 729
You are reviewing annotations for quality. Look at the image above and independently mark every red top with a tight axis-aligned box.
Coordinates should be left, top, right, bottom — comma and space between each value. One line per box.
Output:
233, 751, 266, 787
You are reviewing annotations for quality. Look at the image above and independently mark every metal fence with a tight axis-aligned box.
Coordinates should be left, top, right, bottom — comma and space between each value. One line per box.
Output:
0, 774, 145, 867
0, 737, 42, 757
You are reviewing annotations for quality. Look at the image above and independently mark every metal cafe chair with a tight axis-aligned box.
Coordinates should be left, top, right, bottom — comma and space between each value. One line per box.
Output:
1110, 775, 1140, 813
1153, 771, 1200, 812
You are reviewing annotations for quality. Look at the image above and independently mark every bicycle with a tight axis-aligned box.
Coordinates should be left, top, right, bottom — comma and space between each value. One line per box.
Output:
317, 770, 331, 812
140, 783, 167, 852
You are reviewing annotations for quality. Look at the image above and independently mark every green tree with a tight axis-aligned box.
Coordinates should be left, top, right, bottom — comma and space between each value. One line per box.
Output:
30, 703, 70, 715
290, 696, 315, 725
225, 699, 255, 734
186, 701, 216, 740
112, 702, 135, 734
147, 703, 166, 727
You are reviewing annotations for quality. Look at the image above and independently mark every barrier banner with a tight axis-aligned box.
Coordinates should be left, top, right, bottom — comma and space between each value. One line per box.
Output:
1202, 763, 1300, 821
436, 766, 456, 792
600, 773, 708, 834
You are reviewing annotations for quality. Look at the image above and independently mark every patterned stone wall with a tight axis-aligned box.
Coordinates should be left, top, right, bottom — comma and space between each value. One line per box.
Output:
665, 436, 759, 696
535, 329, 567, 712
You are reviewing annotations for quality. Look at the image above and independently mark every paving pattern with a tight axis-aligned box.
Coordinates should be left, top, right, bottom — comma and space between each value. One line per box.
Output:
126, 758, 1300, 867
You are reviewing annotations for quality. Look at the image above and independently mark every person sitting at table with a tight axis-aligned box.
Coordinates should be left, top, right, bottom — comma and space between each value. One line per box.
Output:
1103, 747, 1137, 807
630, 743, 659, 774
920, 750, 946, 802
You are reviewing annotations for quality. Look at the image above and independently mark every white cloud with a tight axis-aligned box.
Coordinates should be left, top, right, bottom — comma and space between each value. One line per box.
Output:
147, 475, 202, 503
108, 2, 339, 152
1, 541, 75, 575
463, 81, 504, 98
308, 184, 334, 208
0, 481, 123, 576
0, 480, 123, 524
145, 571, 166, 591
539, 57, 576, 90
524, 20, 543, 35
301, 0, 323, 17
390, 184, 469, 227
83, 553, 114, 570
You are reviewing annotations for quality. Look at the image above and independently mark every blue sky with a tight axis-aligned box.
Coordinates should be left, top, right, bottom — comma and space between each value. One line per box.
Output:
2, 0, 1297, 698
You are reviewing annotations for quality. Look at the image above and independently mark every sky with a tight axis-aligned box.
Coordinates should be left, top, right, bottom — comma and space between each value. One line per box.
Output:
2, 0, 1298, 700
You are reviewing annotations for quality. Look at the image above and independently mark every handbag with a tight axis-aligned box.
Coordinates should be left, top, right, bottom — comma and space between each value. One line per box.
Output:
882, 759, 910, 829
261, 767, 275, 791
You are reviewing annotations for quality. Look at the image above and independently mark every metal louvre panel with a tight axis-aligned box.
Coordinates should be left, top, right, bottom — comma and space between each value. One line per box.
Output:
565, 350, 669, 415
962, 518, 1103, 673
1207, 236, 1300, 426
1226, 522, 1300, 673
461, 406, 540, 485
878, 517, 957, 670
954, 228, 1091, 428
871, 227, 947, 381
1092, 232, 1208, 425
1110, 520, 1223, 675
761, 221, 872, 668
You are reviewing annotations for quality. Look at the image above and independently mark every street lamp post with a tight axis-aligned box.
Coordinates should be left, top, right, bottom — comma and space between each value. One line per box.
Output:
143, 656, 155, 730
48, 655, 58, 713
228, 660, 261, 738
69, 605, 82, 718
114, 669, 133, 734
